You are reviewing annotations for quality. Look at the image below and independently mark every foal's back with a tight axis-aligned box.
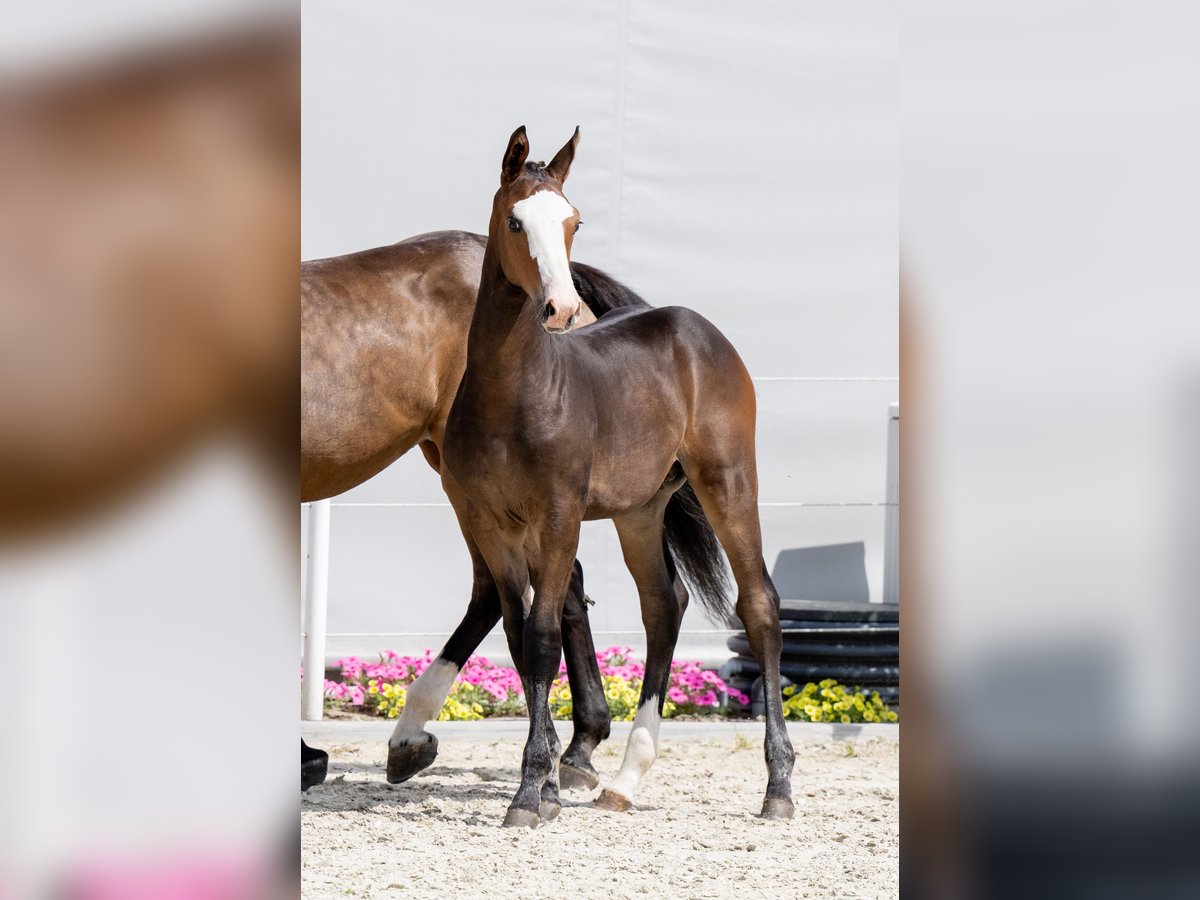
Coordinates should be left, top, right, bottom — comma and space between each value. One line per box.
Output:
568, 304, 757, 518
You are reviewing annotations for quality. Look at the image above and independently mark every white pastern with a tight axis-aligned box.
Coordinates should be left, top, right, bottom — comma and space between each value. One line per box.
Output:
512, 190, 578, 302
604, 695, 662, 801
389, 658, 459, 744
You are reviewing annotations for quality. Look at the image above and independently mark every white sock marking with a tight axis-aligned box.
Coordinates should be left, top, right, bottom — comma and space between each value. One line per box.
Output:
605, 695, 661, 801
511, 190, 580, 307
389, 658, 458, 745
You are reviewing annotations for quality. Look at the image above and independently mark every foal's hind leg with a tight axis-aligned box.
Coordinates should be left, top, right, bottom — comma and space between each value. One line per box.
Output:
681, 459, 796, 819
595, 507, 686, 812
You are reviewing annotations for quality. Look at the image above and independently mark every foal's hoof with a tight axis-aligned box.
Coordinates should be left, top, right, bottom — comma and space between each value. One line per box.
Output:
502, 807, 542, 829
301, 745, 328, 792
594, 789, 632, 812
386, 732, 438, 784
559, 760, 600, 791
760, 797, 795, 820
539, 800, 562, 822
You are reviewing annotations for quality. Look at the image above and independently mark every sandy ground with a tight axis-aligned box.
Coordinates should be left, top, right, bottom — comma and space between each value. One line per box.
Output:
301, 725, 897, 898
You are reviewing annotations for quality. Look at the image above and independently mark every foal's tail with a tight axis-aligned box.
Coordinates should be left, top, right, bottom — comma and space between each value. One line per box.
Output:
662, 484, 736, 626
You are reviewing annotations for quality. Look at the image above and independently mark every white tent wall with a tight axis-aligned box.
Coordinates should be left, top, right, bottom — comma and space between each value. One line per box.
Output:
302, 1, 897, 664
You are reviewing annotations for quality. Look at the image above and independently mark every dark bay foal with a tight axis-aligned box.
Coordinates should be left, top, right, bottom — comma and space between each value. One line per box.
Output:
443, 127, 795, 827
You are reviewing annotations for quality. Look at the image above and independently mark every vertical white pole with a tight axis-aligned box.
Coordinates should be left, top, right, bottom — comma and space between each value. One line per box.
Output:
302, 499, 332, 721
883, 403, 900, 605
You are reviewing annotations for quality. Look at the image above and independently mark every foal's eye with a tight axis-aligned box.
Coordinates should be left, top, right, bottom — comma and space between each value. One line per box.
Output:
573, 221, 582, 234
507, 216, 522, 233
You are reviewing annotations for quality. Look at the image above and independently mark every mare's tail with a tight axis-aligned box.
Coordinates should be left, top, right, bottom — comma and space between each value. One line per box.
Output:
662, 484, 735, 625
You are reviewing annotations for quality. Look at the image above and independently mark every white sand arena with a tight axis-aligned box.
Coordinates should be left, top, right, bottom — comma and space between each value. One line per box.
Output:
301, 721, 898, 898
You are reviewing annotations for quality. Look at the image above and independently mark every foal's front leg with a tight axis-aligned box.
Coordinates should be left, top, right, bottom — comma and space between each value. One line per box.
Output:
502, 526, 581, 828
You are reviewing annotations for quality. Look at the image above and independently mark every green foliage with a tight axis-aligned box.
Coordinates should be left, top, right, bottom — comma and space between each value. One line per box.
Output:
782, 679, 898, 724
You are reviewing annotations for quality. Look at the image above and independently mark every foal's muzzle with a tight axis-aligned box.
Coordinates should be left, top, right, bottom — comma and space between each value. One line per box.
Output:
541, 297, 581, 333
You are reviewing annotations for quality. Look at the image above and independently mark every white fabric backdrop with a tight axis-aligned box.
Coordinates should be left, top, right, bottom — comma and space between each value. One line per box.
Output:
302, 0, 897, 661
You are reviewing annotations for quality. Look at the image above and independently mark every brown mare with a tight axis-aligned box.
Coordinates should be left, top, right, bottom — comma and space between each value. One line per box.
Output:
443, 127, 796, 827
301, 232, 653, 790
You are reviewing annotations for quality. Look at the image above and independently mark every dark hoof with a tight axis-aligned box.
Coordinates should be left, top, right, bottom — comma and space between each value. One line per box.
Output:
502, 807, 542, 829
559, 760, 600, 791
760, 797, 795, 820
594, 788, 632, 812
386, 732, 438, 784
301, 742, 328, 791
539, 800, 562, 822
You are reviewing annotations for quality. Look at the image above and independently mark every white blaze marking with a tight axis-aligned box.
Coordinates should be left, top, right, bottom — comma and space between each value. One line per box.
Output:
389, 658, 459, 744
604, 695, 662, 802
511, 190, 579, 305
521, 584, 534, 616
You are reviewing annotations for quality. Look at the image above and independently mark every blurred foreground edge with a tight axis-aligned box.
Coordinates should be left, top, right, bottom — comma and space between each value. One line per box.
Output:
0, 17, 298, 543
0, 14, 298, 900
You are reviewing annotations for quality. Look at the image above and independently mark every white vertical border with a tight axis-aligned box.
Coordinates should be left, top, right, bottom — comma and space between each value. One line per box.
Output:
883, 402, 899, 605
301, 499, 331, 720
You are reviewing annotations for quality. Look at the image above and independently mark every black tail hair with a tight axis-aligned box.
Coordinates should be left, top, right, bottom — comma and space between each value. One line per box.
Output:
570, 261, 651, 316
662, 483, 735, 626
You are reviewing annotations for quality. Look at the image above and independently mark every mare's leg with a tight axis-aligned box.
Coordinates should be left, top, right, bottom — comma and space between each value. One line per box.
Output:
387, 460, 501, 783
681, 456, 796, 819
558, 559, 611, 790
500, 514, 582, 828
386, 536, 498, 782
301, 740, 328, 791
595, 508, 687, 811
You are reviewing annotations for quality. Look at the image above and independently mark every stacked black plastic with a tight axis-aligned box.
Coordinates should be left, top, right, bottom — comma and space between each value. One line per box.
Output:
720, 599, 899, 717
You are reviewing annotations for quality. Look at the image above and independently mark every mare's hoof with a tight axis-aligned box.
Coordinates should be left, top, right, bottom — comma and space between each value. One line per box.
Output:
594, 789, 632, 812
539, 800, 562, 822
559, 760, 600, 791
386, 732, 438, 784
301, 745, 328, 792
760, 797, 795, 820
502, 807, 542, 829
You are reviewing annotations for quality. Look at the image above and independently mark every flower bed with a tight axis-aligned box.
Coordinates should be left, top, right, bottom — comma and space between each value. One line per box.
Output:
783, 679, 898, 724
319, 646, 897, 724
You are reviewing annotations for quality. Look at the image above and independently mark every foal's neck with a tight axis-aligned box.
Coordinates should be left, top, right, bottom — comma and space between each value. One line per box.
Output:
464, 243, 558, 386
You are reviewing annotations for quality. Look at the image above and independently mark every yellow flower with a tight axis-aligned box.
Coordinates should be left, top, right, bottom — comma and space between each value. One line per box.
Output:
840, 715, 851, 724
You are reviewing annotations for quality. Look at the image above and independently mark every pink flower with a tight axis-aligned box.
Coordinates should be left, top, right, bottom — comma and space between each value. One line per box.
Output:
667, 687, 687, 704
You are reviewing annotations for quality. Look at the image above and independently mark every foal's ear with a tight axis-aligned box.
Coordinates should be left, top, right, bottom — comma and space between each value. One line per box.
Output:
501, 125, 529, 185
546, 126, 580, 184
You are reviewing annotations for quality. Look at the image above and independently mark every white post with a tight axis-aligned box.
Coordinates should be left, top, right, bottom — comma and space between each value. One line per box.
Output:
883, 403, 900, 605
302, 499, 332, 720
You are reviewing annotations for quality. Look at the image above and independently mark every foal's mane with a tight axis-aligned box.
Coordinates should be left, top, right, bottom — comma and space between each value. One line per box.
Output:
568, 262, 651, 317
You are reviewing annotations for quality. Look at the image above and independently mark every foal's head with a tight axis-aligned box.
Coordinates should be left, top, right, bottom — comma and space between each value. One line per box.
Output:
491, 126, 583, 333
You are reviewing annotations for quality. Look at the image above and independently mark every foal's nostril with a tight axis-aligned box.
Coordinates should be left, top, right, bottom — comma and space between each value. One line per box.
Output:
542, 301, 556, 322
